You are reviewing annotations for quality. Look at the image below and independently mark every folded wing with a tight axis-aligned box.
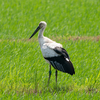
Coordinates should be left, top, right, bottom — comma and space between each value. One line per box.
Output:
44, 47, 75, 75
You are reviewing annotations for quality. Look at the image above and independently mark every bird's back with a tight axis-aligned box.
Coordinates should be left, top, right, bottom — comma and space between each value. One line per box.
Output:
38, 36, 62, 58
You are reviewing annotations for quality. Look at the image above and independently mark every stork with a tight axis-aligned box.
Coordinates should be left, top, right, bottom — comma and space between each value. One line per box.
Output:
29, 21, 75, 85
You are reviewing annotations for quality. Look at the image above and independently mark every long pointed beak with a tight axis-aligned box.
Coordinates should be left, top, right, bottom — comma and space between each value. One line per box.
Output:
29, 26, 40, 39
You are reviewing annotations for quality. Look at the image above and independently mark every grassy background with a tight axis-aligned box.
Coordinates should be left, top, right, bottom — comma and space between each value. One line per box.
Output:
0, 0, 100, 39
0, 40, 100, 99
0, 0, 100, 99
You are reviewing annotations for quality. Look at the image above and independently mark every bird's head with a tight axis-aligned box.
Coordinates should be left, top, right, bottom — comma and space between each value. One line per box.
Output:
29, 21, 47, 39
39, 21, 47, 29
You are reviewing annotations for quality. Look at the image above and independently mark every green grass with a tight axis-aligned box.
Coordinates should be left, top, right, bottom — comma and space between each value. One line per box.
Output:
0, 40, 100, 99
0, 0, 100, 99
0, 0, 100, 39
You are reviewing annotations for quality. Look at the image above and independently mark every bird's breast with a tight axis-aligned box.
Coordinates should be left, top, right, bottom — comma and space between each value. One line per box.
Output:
38, 36, 62, 58
41, 44, 60, 58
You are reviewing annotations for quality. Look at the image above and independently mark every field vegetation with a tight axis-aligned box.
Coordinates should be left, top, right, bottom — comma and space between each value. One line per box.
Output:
0, 0, 100, 99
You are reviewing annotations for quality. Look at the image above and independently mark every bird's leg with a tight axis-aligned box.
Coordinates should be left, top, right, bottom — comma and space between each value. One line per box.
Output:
48, 64, 51, 85
55, 70, 57, 86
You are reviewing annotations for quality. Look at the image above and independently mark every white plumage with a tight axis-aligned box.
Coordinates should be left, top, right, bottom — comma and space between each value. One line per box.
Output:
37, 22, 62, 58
29, 21, 75, 85
41, 42, 62, 58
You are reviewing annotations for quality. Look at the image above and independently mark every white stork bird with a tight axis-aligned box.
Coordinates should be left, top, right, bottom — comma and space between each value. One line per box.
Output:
29, 21, 75, 85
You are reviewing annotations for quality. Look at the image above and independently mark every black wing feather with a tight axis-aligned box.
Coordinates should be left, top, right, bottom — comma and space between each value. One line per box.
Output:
53, 47, 70, 59
45, 56, 75, 75
44, 47, 75, 75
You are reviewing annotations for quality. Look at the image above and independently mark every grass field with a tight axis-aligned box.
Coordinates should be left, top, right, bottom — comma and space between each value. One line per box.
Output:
0, 0, 100, 99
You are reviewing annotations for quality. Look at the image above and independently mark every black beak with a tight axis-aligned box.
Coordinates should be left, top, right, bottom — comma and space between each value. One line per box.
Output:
29, 26, 40, 39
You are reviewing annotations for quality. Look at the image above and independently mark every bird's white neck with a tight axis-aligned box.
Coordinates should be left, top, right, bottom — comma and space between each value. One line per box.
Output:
38, 28, 45, 38
38, 28, 45, 47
